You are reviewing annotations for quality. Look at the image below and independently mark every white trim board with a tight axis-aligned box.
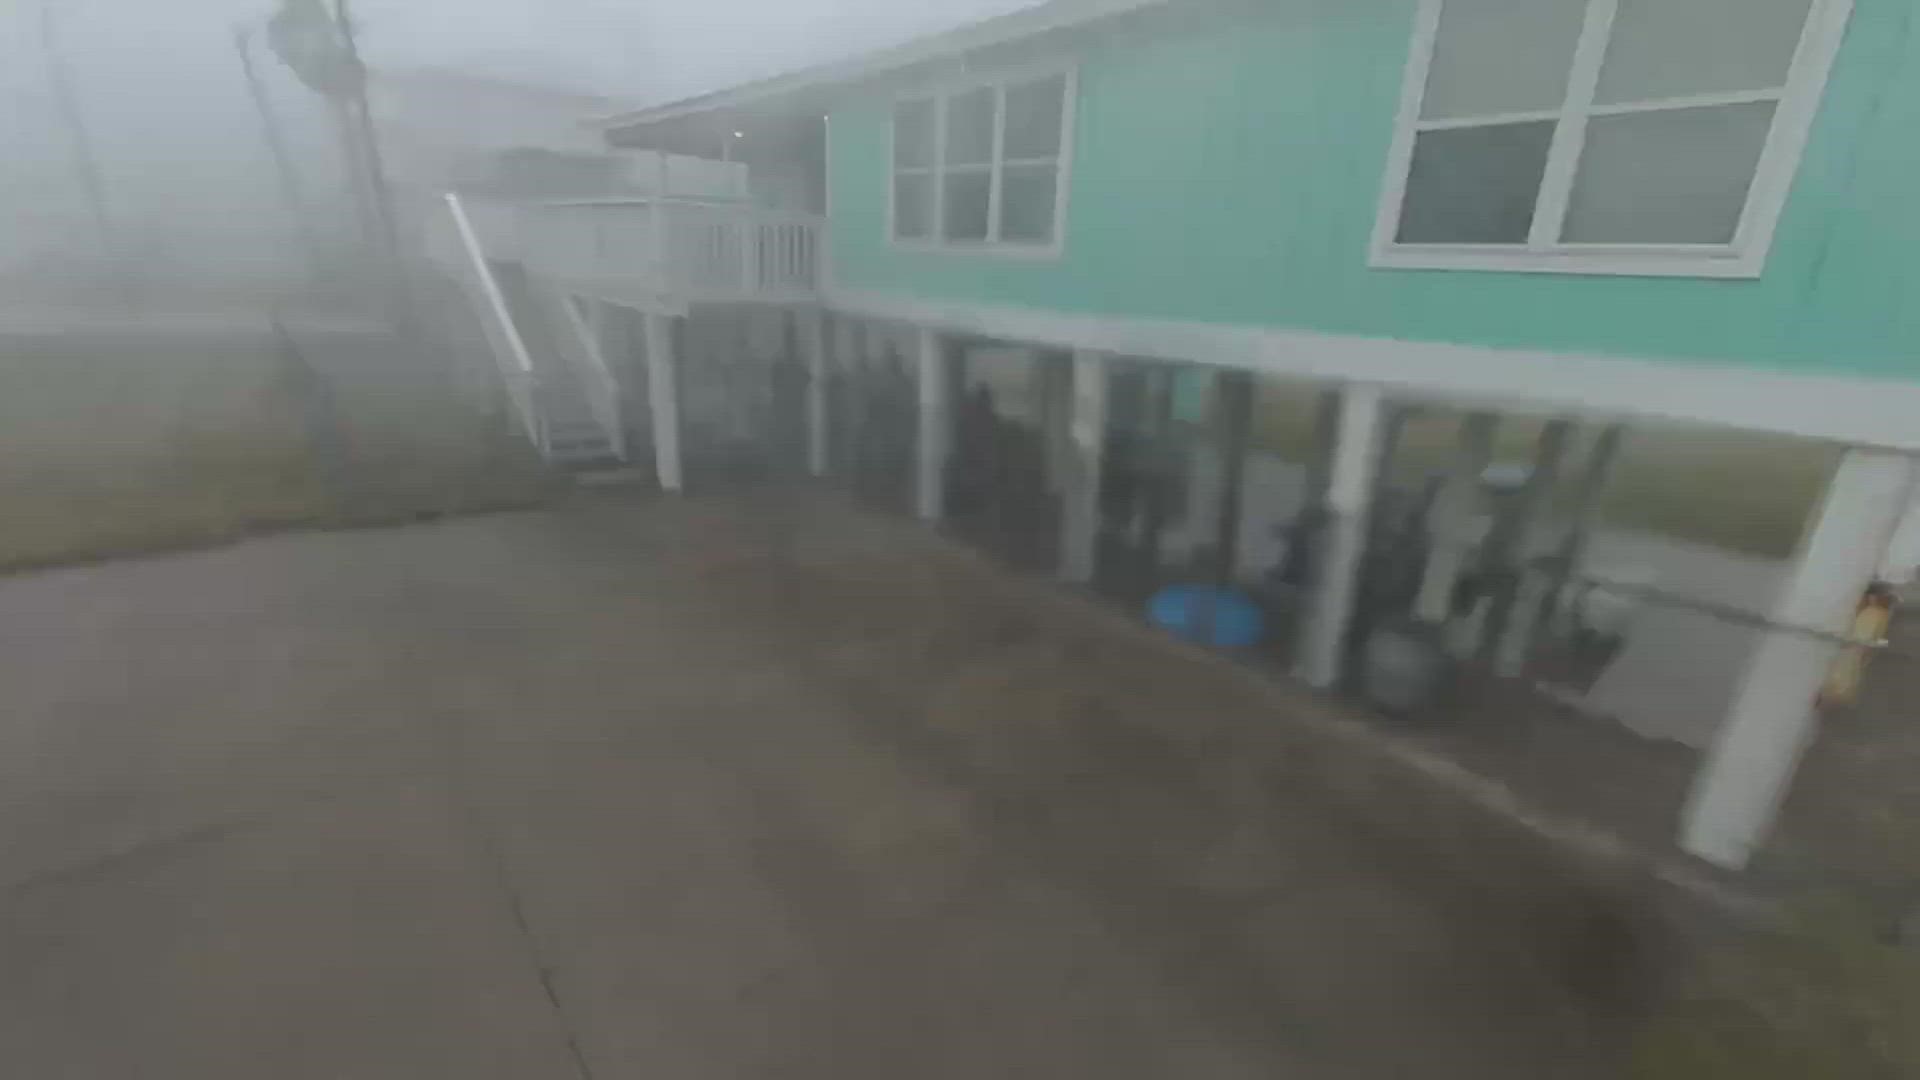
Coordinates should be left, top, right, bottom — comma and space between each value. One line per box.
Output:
826, 286, 1920, 452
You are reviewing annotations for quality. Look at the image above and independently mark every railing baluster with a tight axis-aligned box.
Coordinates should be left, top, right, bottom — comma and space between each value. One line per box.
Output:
743, 222, 752, 294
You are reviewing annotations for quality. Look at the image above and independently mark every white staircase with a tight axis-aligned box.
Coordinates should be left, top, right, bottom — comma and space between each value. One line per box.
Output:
529, 275, 629, 464
433, 192, 628, 470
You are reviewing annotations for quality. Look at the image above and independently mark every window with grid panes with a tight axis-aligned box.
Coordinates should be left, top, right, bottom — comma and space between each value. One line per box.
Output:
890, 69, 1072, 250
1375, 0, 1847, 275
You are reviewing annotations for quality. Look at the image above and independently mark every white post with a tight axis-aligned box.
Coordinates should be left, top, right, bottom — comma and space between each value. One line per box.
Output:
915, 326, 950, 523
739, 216, 758, 295
1295, 385, 1386, 689
1680, 449, 1917, 868
642, 312, 683, 493
801, 308, 829, 476
1414, 412, 1498, 624
1060, 349, 1109, 583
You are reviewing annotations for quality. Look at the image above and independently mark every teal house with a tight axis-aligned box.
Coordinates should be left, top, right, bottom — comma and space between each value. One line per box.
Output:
433, 0, 1920, 870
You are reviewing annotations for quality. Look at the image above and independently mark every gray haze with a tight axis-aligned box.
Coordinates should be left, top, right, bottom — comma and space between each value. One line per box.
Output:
351, 0, 1044, 101
1, 0, 1038, 297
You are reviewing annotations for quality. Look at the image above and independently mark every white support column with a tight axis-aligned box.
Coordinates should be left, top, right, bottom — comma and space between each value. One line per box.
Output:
800, 308, 830, 476
1415, 412, 1498, 624
915, 326, 951, 523
642, 312, 683, 493
1295, 385, 1386, 689
1680, 449, 1917, 868
1060, 349, 1110, 584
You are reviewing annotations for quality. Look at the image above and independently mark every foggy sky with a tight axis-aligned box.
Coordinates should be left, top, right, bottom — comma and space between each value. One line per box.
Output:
351, 0, 1044, 102
1, 0, 1037, 278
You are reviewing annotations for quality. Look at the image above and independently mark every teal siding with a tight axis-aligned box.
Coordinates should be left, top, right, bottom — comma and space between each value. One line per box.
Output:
828, 0, 1920, 380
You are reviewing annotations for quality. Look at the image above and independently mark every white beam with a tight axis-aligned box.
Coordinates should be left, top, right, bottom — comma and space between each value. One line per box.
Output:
642, 312, 683, 493
828, 288, 1920, 455
1295, 385, 1386, 689
800, 308, 830, 477
915, 327, 951, 523
1680, 449, 1917, 868
1059, 349, 1109, 583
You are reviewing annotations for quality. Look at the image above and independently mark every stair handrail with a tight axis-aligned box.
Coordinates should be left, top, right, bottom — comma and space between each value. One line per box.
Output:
442, 191, 544, 452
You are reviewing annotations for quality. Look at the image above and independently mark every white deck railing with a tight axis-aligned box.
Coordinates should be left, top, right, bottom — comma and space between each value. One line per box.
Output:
518, 198, 822, 304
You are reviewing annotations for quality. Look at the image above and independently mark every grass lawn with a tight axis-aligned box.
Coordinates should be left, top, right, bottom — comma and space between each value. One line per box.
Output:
0, 328, 556, 573
1249, 380, 1837, 559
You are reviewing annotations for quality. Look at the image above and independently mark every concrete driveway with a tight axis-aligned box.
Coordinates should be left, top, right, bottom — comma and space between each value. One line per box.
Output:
0, 491, 1640, 1078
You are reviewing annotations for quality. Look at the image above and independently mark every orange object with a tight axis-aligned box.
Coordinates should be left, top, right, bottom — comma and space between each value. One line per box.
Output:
1823, 584, 1895, 706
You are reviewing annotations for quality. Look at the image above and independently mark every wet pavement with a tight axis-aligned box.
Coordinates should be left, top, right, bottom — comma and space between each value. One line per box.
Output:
0, 489, 1654, 1078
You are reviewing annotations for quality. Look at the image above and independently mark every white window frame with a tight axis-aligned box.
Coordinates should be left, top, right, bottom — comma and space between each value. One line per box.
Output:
1369, 0, 1854, 278
887, 63, 1078, 259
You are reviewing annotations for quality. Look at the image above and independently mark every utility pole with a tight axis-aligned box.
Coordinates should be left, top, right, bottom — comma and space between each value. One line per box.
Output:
267, 0, 415, 329
233, 24, 325, 278
329, 0, 414, 329
331, 0, 404, 269
330, 97, 379, 246
38, 0, 114, 260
